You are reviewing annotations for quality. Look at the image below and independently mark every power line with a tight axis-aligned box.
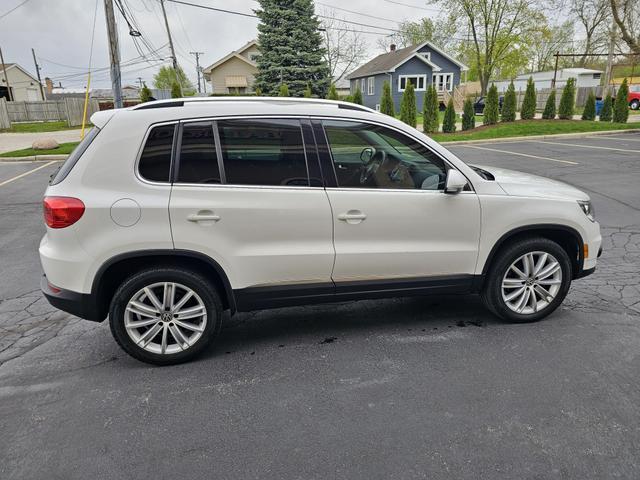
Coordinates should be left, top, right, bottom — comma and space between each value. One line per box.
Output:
315, 2, 398, 24
380, 0, 440, 12
0, 0, 31, 20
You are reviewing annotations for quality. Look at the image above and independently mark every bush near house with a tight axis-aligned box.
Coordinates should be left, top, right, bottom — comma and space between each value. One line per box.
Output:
279, 84, 290, 97
600, 92, 613, 121
520, 77, 537, 120
254, 87, 263, 96
542, 90, 556, 119
613, 78, 629, 123
170, 81, 181, 98
582, 91, 596, 121
139, 84, 152, 103
558, 77, 576, 119
327, 83, 339, 100
353, 86, 363, 105
380, 81, 394, 116
442, 98, 456, 133
462, 98, 475, 130
422, 84, 439, 134
399, 81, 417, 128
501, 81, 517, 122
483, 84, 499, 125
303, 84, 313, 98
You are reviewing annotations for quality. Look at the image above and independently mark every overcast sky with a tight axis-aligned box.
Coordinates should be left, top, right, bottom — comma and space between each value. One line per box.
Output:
0, 0, 445, 91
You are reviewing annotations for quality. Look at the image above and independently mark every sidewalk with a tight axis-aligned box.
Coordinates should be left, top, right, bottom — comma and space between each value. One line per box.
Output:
0, 129, 83, 154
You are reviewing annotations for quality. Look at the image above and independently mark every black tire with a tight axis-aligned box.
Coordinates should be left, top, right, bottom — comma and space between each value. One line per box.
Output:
109, 267, 223, 365
630, 100, 640, 110
481, 237, 572, 323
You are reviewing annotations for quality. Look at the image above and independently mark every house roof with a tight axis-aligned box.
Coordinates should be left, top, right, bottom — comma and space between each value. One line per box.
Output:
1, 63, 40, 83
515, 68, 603, 81
346, 41, 468, 80
203, 40, 258, 74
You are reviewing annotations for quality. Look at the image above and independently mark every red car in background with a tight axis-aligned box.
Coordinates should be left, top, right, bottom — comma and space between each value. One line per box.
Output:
629, 84, 640, 110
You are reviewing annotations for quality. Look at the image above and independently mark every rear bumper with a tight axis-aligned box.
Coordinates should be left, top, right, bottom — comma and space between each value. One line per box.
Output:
41, 275, 104, 322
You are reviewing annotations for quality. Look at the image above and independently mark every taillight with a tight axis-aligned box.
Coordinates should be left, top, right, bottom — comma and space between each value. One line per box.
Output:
43, 196, 85, 228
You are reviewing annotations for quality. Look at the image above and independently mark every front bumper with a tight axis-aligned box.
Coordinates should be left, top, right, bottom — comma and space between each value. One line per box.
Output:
41, 275, 104, 322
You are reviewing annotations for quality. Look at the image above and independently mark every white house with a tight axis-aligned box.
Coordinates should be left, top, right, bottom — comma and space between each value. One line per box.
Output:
494, 68, 603, 92
0, 63, 45, 101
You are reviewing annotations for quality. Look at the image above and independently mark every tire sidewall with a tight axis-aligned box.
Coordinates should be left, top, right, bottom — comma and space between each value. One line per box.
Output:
109, 268, 222, 365
630, 100, 639, 110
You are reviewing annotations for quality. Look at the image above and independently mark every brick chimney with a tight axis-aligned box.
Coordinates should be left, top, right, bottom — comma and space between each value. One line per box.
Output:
390, 44, 397, 52
45, 77, 53, 95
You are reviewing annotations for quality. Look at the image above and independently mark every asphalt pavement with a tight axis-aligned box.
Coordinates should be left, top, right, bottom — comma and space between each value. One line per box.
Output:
1, 133, 639, 479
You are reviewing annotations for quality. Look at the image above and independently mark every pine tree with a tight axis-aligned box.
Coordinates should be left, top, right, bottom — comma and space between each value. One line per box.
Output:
520, 76, 536, 120
483, 84, 499, 125
380, 81, 394, 116
353, 86, 363, 105
582, 91, 596, 121
558, 77, 576, 119
442, 98, 456, 133
462, 98, 475, 130
542, 90, 556, 119
327, 83, 339, 100
423, 84, 439, 133
600, 92, 613, 121
279, 83, 290, 97
171, 81, 181, 98
139, 84, 152, 103
303, 83, 313, 98
399, 80, 417, 127
501, 81, 517, 122
254, 0, 330, 97
613, 78, 629, 123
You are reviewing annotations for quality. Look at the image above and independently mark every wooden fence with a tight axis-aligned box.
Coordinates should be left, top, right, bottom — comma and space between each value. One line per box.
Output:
64, 98, 100, 127
0, 98, 10, 129
3, 98, 100, 127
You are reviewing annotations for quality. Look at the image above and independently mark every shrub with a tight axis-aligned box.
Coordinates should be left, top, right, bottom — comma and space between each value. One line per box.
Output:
303, 84, 313, 98
520, 76, 536, 120
581, 91, 596, 120
558, 77, 576, 119
343, 94, 354, 103
501, 81, 517, 122
613, 78, 629, 123
278, 84, 290, 97
170, 81, 181, 98
399, 80, 417, 127
483, 84, 499, 125
254, 87, 263, 96
380, 81, 394, 116
462, 98, 475, 130
327, 83, 339, 100
422, 84, 439, 133
139, 84, 152, 103
442, 98, 457, 133
542, 90, 556, 119
353, 86, 363, 105
600, 92, 613, 121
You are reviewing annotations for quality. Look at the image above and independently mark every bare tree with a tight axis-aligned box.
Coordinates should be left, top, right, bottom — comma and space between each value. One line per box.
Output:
568, 0, 610, 65
528, 20, 576, 71
320, 10, 368, 82
610, 0, 640, 54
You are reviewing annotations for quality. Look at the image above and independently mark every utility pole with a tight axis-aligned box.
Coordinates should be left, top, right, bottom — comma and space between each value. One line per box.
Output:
136, 77, 144, 88
31, 48, 45, 100
0, 47, 13, 101
104, 0, 123, 108
551, 51, 560, 90
159, 0, 182, 96
189, 51, 204, 93
604, 20, 618, 95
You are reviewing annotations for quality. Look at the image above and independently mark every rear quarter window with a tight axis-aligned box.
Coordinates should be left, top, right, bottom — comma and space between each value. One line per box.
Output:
138, 124, 176, 183
50, 127, 100, 185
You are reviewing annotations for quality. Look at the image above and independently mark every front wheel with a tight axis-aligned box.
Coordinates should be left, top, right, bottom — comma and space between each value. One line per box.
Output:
109, 268, 223, 365
481, 238, 572, 323
630, 99, 640, 110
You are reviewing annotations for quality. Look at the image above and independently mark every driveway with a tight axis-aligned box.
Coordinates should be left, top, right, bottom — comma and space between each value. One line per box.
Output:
0, 129, 83, 154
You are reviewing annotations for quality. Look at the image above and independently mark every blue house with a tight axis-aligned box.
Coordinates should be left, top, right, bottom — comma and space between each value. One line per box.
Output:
346, 42, 468, 112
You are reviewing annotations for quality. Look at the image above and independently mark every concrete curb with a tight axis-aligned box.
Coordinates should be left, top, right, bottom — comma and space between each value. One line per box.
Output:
0, 154, 68, 162
439, 128, 640, 145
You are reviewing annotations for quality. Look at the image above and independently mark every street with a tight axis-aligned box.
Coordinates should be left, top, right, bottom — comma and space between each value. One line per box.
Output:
1, 133, 639, 479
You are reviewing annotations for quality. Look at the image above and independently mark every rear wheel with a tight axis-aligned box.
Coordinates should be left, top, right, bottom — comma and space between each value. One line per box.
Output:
109, 268, 222, 365
481, 238, 572, 323
630, 99, 640, 110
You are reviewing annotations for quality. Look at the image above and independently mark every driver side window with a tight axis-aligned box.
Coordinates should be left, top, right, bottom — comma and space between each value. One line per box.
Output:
323, 120, 447, 190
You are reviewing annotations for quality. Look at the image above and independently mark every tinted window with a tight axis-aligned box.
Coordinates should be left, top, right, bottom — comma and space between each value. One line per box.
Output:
50, 127, 100, 185
323, 120, 447, 190
218, 119, 309, 187
177, 122, 221, 184
138, 124, 174, 182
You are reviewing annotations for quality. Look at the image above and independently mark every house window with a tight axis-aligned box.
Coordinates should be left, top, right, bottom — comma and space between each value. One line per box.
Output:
360, 78, 366, 92
592, 73, 601, 79
375, 104, 381, 111
368, 76, 375, 95
432, 73, 453, 92
398, 75, 426, 92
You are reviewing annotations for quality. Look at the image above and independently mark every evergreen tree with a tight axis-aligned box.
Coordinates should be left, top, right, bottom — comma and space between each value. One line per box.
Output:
139, 84, 152, 103
279, 83, 290, 97
582, 91, 596, 121
380, 81, 394, 116
558, 77, 576, 119
423, 84, 439, 133
171, 81, 181, 98
600, 92, 613, 121
542, 90, 556, 119
353, 86, 363, 105
399, 80, 417, 127
520, 76, 536, 120
442, 98, 456, 133
483, 84, 499, 125
255, 0, 330, 97
613, 78, 629, 123
462, 98, 475, 130
327, 83, 339, 100
501, 81, 517, 122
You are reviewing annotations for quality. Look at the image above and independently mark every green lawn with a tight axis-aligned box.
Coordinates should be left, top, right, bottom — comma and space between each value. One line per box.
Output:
0, 142, 79, 157
0, 121, 88, 133
431, 119, 640, 143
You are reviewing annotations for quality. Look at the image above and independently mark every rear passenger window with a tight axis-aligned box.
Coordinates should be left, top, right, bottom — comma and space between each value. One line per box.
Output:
139, 124, 174, 182
218, 119, 309, 187
177, 122, 221, 184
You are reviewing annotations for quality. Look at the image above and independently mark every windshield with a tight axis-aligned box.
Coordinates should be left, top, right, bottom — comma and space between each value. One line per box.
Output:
50, 127, 100, 185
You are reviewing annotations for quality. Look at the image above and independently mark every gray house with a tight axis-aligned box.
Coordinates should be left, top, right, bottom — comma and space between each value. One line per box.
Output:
346, 41, 468, 111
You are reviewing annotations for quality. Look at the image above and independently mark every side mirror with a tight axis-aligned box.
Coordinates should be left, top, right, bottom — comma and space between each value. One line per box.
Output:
444, 169, 467, 194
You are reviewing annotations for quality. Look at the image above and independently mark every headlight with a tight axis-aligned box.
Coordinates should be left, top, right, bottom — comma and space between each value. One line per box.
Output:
578, 200, 595, 222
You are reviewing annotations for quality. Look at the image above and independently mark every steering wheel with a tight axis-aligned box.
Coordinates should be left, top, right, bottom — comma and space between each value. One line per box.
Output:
360, 149, 387, 184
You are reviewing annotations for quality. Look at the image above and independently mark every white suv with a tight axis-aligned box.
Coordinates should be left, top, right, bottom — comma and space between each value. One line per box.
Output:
40, 98, 602, 365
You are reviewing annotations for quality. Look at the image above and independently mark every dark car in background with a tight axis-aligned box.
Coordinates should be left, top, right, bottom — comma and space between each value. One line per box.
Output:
474, 95, 504, 115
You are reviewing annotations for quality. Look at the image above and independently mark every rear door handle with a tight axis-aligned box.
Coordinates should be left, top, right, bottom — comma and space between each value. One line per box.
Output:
187, 212, 221, 223
337, 210, 367, 223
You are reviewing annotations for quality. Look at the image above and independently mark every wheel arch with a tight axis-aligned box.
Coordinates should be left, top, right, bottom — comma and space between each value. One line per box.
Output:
92, 249, 236, 321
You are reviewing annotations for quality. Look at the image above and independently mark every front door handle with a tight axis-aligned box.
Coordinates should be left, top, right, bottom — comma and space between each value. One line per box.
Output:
337, 210, 367, 224
187, 211, 221, 223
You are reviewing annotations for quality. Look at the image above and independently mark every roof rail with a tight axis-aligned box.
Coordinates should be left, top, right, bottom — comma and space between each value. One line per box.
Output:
130, 96, 376, 113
